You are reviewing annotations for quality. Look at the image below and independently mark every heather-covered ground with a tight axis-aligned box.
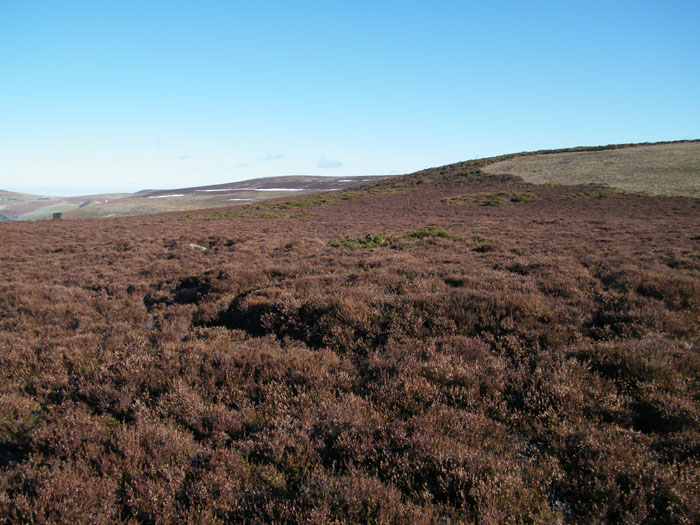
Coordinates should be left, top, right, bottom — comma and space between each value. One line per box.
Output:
1, 148, 699, 523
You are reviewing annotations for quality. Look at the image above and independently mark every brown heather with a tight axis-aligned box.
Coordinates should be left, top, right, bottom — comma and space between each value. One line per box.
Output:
1, 144, 699, 523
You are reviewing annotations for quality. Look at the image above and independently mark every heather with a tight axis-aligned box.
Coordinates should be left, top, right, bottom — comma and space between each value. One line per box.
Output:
1, 148, 699, 523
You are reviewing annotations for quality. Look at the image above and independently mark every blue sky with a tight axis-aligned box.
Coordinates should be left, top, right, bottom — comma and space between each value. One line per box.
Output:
2, 1, 699, 195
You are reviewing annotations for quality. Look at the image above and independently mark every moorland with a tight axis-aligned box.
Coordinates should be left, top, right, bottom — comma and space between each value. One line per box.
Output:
1, 141, 699, 523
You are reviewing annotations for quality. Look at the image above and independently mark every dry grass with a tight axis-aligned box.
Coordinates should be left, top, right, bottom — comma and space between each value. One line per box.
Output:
483, 141, 700, 197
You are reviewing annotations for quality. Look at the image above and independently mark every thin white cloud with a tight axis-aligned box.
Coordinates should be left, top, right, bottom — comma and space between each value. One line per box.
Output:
256, 153, 284, 162
317, 157, 343, 168
235, 162, 249, 168
178, 154, 190, 160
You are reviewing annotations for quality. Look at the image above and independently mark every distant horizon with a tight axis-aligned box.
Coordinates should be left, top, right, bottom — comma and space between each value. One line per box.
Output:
2, 173, 391, 197
3, 186, 136, 197
4, 137, 699, 197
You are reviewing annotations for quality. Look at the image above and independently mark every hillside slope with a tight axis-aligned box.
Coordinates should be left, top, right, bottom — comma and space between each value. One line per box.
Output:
63, 175, 383, 219
1, 144, 699, 523
483, 140, 700, 197
0, 176, 380, 221
0, 191, 130, 221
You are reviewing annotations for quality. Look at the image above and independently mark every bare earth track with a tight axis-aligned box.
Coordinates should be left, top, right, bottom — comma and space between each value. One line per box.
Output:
1, 142, 699, 523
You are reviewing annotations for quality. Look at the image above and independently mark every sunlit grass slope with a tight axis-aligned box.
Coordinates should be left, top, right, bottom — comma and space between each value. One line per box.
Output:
483, 141, 700, 197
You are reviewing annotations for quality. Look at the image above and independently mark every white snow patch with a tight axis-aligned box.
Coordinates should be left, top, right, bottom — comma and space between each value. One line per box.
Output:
337, 179, 353, 183
148, 194, 185, 199
235, 188, 305, 192
229, 198, 253, 201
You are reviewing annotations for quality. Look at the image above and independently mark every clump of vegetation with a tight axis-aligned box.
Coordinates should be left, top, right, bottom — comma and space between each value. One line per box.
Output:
206, 210, 240, 219
330, 227, 463, 250
203, 208, 315, 221
330, 232, 393, 249
471, 235, 492, 244
403, 226, 463, 241
479, 193, 509, 206
562, 192, 587, 201
509, 192, 537, 203
471, 235, 494, 252
475, 192, 538, 206
562, 189, 623, 201
361, 181, 413, 195
443, 192, 537, 206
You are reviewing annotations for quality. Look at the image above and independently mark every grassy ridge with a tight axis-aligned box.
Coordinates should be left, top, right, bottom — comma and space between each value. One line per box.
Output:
483, 141, 700, 197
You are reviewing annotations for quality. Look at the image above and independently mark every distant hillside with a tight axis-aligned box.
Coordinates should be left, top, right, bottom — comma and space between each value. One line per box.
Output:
482, 140, 700, 198
3, 140, 698, 221
0, 175, 383, 220
0, 190, 130, 221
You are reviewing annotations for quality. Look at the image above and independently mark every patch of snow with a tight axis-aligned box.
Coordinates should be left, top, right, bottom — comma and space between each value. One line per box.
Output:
148, 194, 185, 199
229, 198, 253, 201
195, 188, 236, 192
105, 213, 117, 217
337, 179, 353, 183
185, 243, 207, 252
234, 188, 305, 192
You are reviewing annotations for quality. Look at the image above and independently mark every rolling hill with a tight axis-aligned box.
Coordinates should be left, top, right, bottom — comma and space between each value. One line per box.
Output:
0, 190, 130, 221
482, 140, 700, 197
0, 176, 382, 221
4, 140, 698, 222
1, 140, 698, 523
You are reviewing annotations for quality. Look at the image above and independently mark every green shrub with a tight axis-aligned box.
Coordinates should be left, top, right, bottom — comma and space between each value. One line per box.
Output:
471, 236, 492, 244
475, 193, 537, 206
509, 192, 537, 203
330, 228, 463, 250
478, 193, 509, 206
403, 227, 463, 242
330, 233, 393, 249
